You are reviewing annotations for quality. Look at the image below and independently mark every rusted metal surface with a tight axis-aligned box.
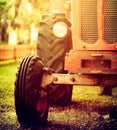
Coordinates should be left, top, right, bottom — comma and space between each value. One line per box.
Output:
65, 50, 117, 74
62, 0, 117, 92
41, 0, 117, 88
41, 71, 117, 89
71, 0, 117, 50
41, 72, 53, 87
41, 72, 100, 87
52, 73, 99, 85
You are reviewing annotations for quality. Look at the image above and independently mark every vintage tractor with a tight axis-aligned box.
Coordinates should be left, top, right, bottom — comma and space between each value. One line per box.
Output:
14, 0, 117, 127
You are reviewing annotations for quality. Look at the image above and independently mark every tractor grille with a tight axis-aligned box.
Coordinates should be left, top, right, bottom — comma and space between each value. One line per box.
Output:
104, 0, 117, 43
80, 0, 98, 44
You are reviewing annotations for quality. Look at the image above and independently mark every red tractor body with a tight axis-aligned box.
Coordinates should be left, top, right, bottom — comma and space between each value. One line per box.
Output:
64, 0, 117, 87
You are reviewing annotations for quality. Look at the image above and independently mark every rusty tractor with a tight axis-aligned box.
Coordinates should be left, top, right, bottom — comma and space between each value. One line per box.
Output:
14, 0, 117, 127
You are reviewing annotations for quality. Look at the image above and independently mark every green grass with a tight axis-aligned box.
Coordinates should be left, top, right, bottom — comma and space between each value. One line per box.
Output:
0, 62, 117, 129
0, 61, 20, 129
72, 85, 117, 103
0, 42, 8, 45
72, 86, 117, 112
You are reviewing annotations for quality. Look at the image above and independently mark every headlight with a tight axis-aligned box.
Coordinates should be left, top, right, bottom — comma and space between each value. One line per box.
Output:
53, 22, 68, 38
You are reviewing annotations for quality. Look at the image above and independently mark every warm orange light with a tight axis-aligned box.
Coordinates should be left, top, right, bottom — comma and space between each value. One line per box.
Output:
53, 22, 68, 38
8, 30, 18, 45
64, 0, 71, 11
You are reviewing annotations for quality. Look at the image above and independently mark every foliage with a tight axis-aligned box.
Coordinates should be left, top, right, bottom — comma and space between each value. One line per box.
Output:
0, 0, 7, 18
0, 0, 50, 27
0, 0, 50, 42
0, 0, 15, 18
14, 0, 50, 27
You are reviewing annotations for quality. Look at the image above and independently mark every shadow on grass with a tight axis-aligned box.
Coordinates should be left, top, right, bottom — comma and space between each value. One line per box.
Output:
18, 122, 80, 130
70, 101, 111, 114
50, 100, 114, 114
18, 119, 117, 130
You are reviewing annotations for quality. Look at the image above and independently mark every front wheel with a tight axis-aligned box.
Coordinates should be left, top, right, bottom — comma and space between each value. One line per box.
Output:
14, 56, 48, 127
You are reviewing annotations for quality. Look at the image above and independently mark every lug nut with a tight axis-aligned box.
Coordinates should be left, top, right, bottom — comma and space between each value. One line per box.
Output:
71, 78, 75, 82
53, 77, 58, 81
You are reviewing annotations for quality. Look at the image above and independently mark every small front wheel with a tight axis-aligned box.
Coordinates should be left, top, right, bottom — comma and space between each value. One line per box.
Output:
14, 56, 48, 127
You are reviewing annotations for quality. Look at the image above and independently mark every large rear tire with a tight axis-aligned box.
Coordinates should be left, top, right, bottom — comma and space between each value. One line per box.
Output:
37, 13, 73, 106
15, 56, 48, 127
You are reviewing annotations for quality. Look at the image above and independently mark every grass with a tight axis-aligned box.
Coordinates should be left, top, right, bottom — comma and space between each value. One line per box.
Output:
72, 86, 117, 112
0, 61, 117, 129
0, 61, 20, 129
0, 42, 8, 45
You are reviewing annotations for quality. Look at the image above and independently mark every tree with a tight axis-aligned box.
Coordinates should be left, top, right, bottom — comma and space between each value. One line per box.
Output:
13, 0, 50, 27
0, 0, 50, 42
0, 0, 14, 41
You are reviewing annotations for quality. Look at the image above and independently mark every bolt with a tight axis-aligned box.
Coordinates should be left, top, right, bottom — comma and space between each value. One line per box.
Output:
71, 78, 75, 82
53, 77, 58, 82
83, 46, 86, 49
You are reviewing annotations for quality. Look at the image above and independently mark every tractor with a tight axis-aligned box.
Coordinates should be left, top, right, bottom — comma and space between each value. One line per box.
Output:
14, 0, 117, 128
